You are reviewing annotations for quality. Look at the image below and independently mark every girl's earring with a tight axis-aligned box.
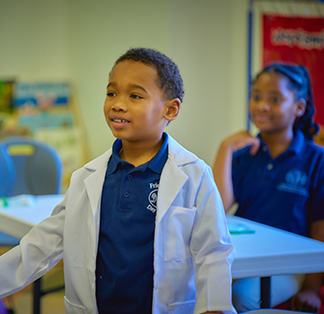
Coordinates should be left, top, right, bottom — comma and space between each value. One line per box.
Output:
297, 108, 305, 117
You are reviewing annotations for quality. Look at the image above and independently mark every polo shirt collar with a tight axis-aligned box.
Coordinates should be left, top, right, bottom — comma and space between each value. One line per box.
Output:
287, 130, 304, 154
106, 133, 169, 175
257, 129, 304, 155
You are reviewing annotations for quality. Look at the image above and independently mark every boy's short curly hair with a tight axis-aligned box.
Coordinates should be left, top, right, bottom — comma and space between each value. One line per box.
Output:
114, 48, 184, 103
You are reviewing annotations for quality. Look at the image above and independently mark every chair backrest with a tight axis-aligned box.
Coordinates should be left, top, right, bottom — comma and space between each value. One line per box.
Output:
0, 137, 63, 246
0, 137, 63, 197
0, 144, 15, 196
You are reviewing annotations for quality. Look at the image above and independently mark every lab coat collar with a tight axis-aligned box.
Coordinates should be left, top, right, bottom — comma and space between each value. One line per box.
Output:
81, 134, 199, 218
83, 134, 199, 170
167, 135, 199, 166
83, 150, 112, 216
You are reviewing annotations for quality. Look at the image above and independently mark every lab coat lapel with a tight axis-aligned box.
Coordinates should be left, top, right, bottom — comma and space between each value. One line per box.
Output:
156, 135, 198, 223
156, 157, 188, 223
84, 150, 111, 216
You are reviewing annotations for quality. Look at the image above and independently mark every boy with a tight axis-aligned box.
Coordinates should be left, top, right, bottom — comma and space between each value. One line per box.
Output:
0, 48, 235, 314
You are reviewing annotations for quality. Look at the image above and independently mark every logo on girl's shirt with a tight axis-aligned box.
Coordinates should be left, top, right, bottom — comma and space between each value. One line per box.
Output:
277, 169, 308, 196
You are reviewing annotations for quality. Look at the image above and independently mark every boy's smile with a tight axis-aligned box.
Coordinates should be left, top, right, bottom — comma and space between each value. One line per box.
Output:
104, 60, 176, 150
110, 117, 130, 129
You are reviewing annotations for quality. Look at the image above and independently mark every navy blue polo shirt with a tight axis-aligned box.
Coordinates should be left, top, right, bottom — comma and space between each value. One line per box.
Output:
232, 130, 324, 236
95, 133, 168, 314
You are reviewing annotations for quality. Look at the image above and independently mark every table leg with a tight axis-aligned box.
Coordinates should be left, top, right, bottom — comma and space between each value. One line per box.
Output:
260, 276, 271, 308
33, 278, 41, 314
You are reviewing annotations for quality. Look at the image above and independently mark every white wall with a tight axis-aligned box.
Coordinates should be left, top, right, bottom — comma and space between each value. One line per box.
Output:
0, 0, 69, 80
0, 0, 249, 166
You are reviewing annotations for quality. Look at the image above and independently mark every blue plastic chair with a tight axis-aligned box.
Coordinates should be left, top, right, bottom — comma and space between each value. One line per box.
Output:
0, 137, 63, 314
0, 137, 63, 246
0, 137, 62, 197
0, 146, 17, 246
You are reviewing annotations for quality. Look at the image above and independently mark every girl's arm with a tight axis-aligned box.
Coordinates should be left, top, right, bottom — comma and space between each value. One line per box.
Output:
212, 130, 260, 212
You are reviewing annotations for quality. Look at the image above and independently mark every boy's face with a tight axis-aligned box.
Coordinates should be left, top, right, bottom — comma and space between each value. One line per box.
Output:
104, 60, 179, 146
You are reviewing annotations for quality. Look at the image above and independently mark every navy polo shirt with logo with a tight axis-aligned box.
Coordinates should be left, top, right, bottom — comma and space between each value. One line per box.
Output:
232, 130, 324, 236
95, 133, 168, 314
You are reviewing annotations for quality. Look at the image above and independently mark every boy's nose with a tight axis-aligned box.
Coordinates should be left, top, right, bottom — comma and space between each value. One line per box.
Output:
112, 99, 127, 111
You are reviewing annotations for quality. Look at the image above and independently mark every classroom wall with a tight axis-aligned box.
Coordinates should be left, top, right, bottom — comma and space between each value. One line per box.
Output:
0, 0, 249, 166
0, 0, 69, 80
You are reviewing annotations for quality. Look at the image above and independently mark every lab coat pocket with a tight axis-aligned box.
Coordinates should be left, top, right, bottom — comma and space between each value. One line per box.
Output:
163, 206, 197, 262
64, 296, 87, 314
168, 300, 195, 314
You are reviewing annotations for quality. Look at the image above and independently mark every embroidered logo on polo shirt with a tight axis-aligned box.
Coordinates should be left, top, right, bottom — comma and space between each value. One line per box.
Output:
147, 183, 159, 213
277, 169, 308, 197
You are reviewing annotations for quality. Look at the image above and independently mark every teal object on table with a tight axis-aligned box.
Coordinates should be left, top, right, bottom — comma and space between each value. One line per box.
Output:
228, 222, 256, 235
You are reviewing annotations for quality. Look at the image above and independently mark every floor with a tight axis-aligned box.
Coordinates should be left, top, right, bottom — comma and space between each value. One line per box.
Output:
1, 248, 65, 314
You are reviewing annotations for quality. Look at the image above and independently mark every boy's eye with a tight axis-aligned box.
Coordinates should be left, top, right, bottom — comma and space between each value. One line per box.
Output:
130, 94, 142, 99
107, 92, 116, 97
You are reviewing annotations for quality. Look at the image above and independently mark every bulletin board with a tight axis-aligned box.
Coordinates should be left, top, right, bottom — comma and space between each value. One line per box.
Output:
247, 0, 324, 146
0, 81, 89, 191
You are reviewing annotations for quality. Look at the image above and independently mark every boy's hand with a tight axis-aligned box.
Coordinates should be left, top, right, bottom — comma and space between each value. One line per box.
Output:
290, 290, 321, 313
221, 130, 260, 156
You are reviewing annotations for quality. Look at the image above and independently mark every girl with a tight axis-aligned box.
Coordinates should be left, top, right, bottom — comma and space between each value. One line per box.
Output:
213, 63, 324, 313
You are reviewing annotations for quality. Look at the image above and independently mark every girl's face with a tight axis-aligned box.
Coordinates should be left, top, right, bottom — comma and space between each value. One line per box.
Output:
249, 72, 305, 137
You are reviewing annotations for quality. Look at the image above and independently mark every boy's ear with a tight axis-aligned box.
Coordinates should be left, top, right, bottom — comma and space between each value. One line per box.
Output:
296, 98, 306, 117
164, 98, 181, 122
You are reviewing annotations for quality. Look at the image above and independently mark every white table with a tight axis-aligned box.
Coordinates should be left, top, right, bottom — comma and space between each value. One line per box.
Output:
1, 196, 324, 309
228, 215, 324, 307
0, 194, 64, 314
0, 194, 64, 239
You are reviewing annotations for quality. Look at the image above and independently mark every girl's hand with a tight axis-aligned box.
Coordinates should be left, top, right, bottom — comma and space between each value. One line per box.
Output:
290, 290, 321, 313
221, 130, 260, 155
212, 130, 260, 211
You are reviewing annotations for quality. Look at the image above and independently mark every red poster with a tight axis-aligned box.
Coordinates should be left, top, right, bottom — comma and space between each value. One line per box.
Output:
262, 14, 324, 144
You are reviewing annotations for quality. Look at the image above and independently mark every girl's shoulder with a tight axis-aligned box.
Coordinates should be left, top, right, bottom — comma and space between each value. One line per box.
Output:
299, 139, 324, 170
302, 138, 324, 155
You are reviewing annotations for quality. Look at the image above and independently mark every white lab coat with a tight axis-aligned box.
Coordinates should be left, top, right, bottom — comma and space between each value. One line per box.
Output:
0, 135, 235, 314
